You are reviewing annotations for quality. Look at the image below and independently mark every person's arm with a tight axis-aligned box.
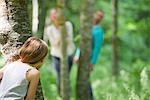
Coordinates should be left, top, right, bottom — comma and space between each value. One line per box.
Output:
43, 27, 49, 44
73, 48, 80, 63
47, 26, 61, 46
91, 28, 103, 66
25, 69, 40, 100
66, 21, 74, 42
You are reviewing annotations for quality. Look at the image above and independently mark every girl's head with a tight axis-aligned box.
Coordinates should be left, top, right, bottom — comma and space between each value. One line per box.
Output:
50, 8, 58, 24
19, 37, 48, 69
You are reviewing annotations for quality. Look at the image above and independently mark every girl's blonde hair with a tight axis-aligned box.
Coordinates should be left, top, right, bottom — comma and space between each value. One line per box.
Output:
19, 37, 48, 64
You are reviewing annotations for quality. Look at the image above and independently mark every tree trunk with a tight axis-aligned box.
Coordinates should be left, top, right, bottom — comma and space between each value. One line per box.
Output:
36, 0, 48, 39
35, 0, 47, 99
76, 0, 94, 100
0, 0, 31, 62
57, 0, 71, 99
32, 0, 48, 39
0, 0, 44, 99
112, 0, 119, 76
32, 0, 38, 34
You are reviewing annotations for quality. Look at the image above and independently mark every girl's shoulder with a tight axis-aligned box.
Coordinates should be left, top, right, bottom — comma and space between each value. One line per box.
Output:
28, 68, 39, 76
26, 68, 40, 82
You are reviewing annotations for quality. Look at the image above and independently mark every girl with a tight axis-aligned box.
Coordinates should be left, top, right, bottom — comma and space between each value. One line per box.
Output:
44, 8, 75, 94
0, 37, 48, 100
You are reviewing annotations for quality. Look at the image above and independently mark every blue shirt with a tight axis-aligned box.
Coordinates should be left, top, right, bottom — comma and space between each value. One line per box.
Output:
75, 25, 103, 64
91, 25, 103, 64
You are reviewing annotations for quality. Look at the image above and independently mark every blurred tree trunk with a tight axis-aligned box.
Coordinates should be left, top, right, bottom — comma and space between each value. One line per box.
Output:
36, 0, 48, 39
27, 0, 32, 28
0, 0, 44, 99
112, 0, 119, 76
76, 0, 94, 99
56, 0, 70, 100
35, 0, 47, 99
